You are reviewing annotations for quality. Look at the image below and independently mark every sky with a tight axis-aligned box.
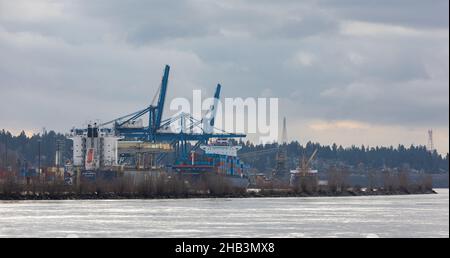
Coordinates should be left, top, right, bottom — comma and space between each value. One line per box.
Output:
0, 0, 448, 154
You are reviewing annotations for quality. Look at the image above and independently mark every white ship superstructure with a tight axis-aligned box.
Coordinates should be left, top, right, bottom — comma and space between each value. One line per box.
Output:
69, 123, 122, 170
200, 138, 242, 157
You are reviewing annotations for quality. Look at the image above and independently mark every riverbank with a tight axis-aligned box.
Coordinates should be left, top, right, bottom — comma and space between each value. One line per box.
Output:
0, 188, 437, 200
0, 171, 437, 200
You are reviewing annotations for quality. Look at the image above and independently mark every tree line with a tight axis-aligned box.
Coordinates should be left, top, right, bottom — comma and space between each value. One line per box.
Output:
1, 129, 448, 174
0, 129, 72, 170
238, 140, 448, 174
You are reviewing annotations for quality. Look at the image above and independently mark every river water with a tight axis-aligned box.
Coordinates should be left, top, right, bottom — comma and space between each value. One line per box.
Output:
0, 189, 448, 238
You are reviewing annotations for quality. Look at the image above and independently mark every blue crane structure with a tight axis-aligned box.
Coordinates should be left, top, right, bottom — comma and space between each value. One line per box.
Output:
99, 65, 246, 162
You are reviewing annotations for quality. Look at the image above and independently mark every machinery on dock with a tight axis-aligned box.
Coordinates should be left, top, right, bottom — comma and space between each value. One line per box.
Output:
68, 65, 248, 186
290, 148, 318, 187
97, 65, 245, 161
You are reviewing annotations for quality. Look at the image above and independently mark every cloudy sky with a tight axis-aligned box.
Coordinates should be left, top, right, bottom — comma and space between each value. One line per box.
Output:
0, 0, 448, 153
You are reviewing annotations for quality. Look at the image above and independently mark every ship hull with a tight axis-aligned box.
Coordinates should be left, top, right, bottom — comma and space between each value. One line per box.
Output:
226, 175, 250, 189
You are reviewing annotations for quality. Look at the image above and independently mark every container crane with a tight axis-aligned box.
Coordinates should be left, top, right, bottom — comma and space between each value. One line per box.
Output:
98, 65, 245, 163
298, 148, 318, 176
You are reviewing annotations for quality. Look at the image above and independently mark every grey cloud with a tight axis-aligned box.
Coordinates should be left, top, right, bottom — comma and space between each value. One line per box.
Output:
319, 0, 449, 29
318, 78, 449, 126
73, 0, 340, 44
0, 0, 448, 152
76, 0, 214, 42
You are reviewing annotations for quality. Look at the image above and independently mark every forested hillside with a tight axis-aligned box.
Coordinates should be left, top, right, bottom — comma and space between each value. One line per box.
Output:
1, 129, 448, 174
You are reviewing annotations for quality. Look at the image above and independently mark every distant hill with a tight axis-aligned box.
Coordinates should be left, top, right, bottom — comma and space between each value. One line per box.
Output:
238, 140, 449, 174
1, 129, 448, 175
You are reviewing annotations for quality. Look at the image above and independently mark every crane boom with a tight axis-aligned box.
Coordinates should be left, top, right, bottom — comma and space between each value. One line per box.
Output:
155, 65, 170, 130
210, 84, 221, 127
87, 64, 246, 163
306, 148, 318, 166
202, 84, 221, 133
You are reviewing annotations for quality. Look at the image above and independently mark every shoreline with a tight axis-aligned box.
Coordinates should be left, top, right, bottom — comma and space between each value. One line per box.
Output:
0, 189, 437, 201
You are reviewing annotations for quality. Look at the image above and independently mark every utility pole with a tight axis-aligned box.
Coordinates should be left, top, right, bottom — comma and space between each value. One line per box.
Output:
56, 139, 64, 169
38, 139, 41, 176
4, 136, 7, 169
56, 141, 59, 169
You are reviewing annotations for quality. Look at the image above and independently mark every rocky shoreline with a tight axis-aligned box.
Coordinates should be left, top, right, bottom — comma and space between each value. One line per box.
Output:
0, 188, 437, 201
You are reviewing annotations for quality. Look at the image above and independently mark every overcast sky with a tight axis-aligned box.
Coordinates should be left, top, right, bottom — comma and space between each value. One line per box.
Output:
0, 0, 448, 153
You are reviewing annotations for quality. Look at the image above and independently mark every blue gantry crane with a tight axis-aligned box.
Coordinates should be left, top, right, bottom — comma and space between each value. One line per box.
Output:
100, 65, 246, 162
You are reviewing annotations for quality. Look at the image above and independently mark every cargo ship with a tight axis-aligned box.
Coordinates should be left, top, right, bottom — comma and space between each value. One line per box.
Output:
68, 124, 249, 188
171, 139, 250, 188
66, 67, 249, 188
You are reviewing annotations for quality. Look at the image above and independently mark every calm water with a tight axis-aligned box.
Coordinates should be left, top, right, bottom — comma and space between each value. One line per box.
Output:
0, 189, 448, 238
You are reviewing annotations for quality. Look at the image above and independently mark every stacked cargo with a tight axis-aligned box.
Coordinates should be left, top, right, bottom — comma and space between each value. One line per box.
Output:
198, 138, 248, 176
171, 139, 250, 188
44, 167, 65, 181
19, 167, 39, 178
212, 155, 246, 176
